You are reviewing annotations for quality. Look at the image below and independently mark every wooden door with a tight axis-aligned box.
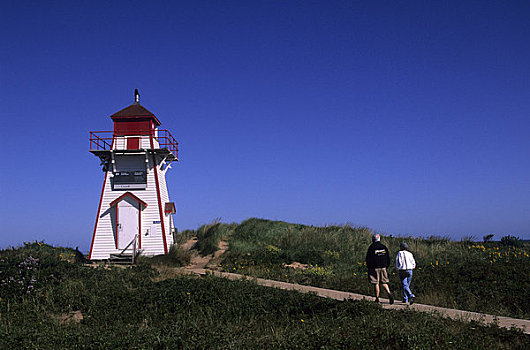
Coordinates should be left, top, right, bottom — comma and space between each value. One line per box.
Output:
117, 202, 139, 249
127, 137, 140, 149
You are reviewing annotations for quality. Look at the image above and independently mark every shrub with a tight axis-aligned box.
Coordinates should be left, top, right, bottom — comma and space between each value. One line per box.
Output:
216, 219, 530, 319
460, 235, 476, 245
483, 234, 494, 243
500, 235, 521, 247
0, 241, 84, 302
1, 245, 529, 349
137, 244, 191, 267
194, 219, 236, 256
175, 228, 196, 244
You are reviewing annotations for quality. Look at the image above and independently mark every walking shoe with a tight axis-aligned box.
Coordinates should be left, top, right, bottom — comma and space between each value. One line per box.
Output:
389, 293, 394, 305
375, 297, 380, 303
409, 297, 414, 305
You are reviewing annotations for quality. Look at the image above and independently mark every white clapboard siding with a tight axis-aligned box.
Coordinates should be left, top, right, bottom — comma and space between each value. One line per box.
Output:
156, 162, 172, 241
90, 170, 119, 260
110, 135, 153, 151
90, 151, 174, 259
114, 137, 125, 150
152, 137, 160, 148
138, 156, 166, 255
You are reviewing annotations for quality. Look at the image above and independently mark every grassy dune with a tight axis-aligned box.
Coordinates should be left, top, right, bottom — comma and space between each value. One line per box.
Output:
190, 218, 530, 319
1, 242, 529, 349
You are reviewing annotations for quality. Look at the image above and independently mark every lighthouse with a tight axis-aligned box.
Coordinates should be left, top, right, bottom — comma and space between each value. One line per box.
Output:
88, 90, 178, 260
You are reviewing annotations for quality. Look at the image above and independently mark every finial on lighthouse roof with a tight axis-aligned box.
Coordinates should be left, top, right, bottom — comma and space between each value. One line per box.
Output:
134, 89, 140, 104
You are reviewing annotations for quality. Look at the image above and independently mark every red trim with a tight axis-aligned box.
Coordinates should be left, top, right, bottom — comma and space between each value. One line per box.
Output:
127, 137, 140, 149
150, 135, 168, 254
109, 192, 148, 207
89, 131, 113, 150
90, 129, 178, 156
111, 193, 146, 250
115, 201, 143, 250
115, 203, 119, 249
88, 136, 115, 260
88, 170, 109, 260
112, 115, 162, 127
88, 136, 114, 260
164, 202, 176, 214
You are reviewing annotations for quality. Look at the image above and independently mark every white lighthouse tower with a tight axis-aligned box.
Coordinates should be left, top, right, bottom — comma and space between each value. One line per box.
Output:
88, 90, 178, 260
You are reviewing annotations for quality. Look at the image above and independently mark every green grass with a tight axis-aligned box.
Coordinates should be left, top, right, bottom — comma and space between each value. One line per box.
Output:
196, 218, 530, 319
137, 244, 192, 267
1, 242, 528, 349
189, 219, 237, 256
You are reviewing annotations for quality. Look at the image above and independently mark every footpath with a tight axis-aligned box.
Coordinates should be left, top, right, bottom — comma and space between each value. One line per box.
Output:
179, 267, 530, 335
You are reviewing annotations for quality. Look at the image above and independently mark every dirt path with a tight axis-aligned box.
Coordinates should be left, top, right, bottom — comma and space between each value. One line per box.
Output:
152, 238, 228, 281
183, 268, 530, 334
182, 238, 210, 270
153, 239, 529, 334
181, 238, 228, 270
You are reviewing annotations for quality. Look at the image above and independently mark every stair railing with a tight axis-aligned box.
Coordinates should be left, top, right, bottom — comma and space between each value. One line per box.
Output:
118, 234, 139, 264
132, 234, 138, 264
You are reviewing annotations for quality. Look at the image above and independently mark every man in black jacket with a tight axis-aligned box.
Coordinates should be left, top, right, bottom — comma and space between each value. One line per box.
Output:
365, 234, 394, 304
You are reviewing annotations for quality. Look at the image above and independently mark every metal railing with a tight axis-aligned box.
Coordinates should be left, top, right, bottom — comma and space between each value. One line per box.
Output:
118, 234, 139, 264
89, 131, 113, 151
89, 130, 179, 159
156, 129, 179, 155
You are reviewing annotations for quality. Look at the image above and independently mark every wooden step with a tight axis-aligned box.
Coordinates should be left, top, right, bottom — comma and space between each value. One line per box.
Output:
109, 253, 134, 264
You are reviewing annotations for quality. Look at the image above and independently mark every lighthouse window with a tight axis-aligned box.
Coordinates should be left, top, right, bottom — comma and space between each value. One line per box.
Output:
112, 170, 147, 190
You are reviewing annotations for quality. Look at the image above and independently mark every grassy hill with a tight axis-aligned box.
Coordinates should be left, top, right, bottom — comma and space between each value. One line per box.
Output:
1, 241, 529, 349
187, 218, 530, 319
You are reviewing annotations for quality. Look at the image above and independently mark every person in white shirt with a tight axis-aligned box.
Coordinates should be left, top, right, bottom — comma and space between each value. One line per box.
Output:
395, 242, 416, 304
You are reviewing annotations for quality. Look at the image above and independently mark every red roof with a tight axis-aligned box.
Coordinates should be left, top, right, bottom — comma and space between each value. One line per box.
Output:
110, 103, 161, 126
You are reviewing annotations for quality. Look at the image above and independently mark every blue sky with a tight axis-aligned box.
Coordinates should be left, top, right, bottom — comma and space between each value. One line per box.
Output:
1, 1, 529, 251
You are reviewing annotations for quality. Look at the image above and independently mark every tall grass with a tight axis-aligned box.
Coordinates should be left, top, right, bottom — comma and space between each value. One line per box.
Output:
192, 219, 237, 256
217, 218, 530, 319
175, 228, 196, 244
1, 242, 528, 349
137, 244, 191, 267
225, 218, 373, 265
